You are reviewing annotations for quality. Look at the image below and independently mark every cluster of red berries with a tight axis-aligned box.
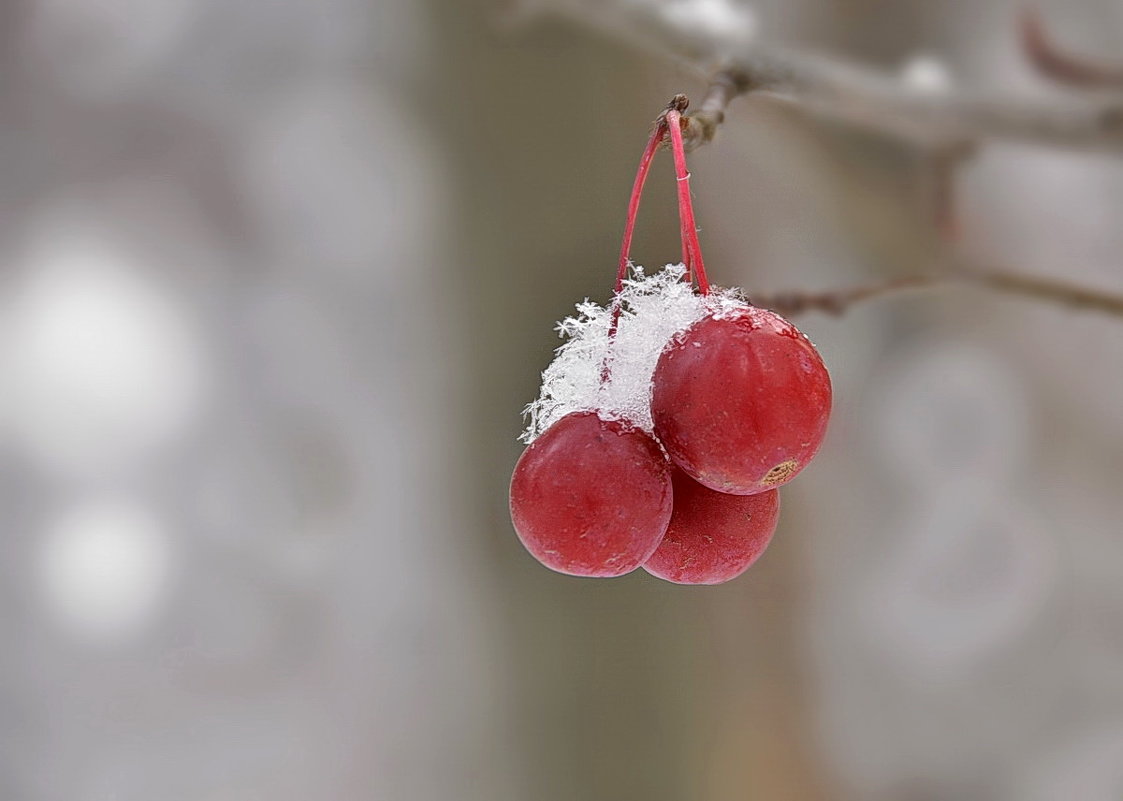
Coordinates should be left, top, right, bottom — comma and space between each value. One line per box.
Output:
509, 97, 832, 584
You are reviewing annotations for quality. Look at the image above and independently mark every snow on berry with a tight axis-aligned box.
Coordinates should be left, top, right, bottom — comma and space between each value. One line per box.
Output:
520, 264, 746, 443
510, 95, 833, 583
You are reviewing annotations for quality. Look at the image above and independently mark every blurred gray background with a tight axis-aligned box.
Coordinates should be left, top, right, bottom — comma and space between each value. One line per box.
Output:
2, 0, 1122, 799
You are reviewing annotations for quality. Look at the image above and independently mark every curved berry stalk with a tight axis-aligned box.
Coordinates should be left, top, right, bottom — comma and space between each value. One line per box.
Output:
606, 121, 664, 384
603, 102, 689, 384
614, 118, 670, 299
603, 115, 671, 388
610, 95, 709, 343
603, 98, 709, 386
664, 103, 710, 295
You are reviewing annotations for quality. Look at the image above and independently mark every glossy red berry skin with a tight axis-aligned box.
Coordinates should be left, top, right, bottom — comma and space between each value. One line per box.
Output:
651, 307, 831, 495
510, 412, 674, 577
643, 470, 779, 585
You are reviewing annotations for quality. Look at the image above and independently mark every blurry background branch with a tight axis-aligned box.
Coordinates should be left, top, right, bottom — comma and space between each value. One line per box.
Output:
1019, 7, 1123, 89
526, 0, 1123, 153
751, 260, 1123, 319
520, 0, 1123, 319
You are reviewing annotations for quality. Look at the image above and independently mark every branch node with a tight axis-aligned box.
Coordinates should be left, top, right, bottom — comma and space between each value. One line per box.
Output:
680, 68, 756, 151
539, 1, 1123, 153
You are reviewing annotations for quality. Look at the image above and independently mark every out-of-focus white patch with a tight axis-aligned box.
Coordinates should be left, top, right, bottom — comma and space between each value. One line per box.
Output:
858, 342, 1053, 679
521, 265, 746, 442
659, 0, 757, 49
39, 498, 173, 641
1016, 723, 1123, 801
874, 343, 1030, 484
240, 82, 437, 279
859, 501, 1056, 680
4, 235, 207, 478
900, 54, 952, 93
28, 0, 196, 98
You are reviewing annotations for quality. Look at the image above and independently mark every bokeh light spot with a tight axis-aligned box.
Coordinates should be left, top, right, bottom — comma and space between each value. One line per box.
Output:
39, 497, 174, 642
5, 235, 208, 478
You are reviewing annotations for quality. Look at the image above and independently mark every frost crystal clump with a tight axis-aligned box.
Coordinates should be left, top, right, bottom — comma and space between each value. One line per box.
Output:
521, 265, 746, 442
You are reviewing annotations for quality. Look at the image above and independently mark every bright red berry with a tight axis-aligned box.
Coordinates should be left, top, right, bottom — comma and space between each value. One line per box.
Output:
510, 411, 673, 577
651, 307, 832, 495
643, 469, 779, 585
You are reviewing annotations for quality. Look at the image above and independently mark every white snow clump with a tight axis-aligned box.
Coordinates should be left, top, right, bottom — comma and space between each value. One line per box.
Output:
521, 264, 746, 443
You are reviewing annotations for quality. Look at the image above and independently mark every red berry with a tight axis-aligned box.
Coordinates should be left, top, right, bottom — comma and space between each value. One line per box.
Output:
651, 307, 831, 494
509, 411, 673, 577
643, 470, 779, 584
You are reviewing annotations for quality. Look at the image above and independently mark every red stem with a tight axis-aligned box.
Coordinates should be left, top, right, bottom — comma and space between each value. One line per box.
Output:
602, 101, 711, 385
665, 109, 710, 295
603, 120, 669, 382
615, 120, 670, 296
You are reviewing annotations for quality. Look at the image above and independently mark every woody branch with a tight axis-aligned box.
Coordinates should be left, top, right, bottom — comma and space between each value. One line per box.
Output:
522, 0, 1123, 318
528, 0, 1123, 153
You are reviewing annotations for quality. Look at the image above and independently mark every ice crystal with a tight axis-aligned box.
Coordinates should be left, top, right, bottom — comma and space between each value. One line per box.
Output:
520, 265, 747, 442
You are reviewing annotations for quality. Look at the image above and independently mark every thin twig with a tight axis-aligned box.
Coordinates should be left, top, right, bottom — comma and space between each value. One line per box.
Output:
749, 275, 937, 317
953, 263, 1123, 316
680, 71, 753, 150
751, 265, 1123, 319
920, 140, 976, 241
532, 0, 1123, 152
519, 2, 1123, 320
1019, 7, 1123, 90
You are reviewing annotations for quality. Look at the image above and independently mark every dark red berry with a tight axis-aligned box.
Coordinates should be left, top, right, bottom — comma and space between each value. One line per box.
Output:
651, 307, 831, 495
643, 469, 780, 585
509, 411, 673, 577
